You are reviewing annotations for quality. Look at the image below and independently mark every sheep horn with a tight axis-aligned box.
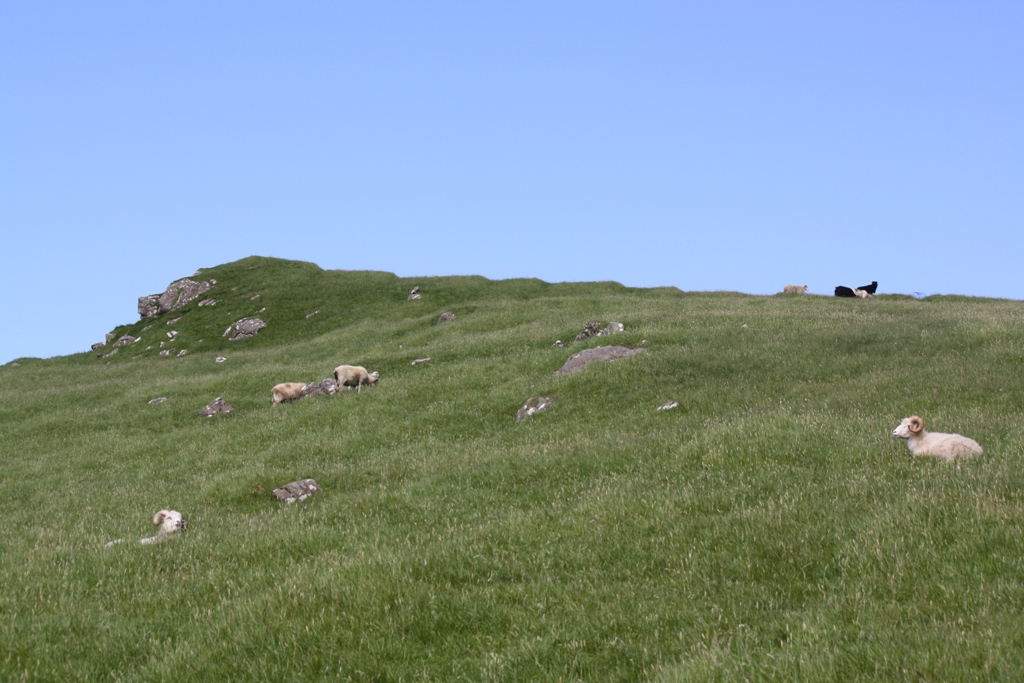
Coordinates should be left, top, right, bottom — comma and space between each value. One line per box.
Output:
153, 510, 168, 526
908, 416, 924, 434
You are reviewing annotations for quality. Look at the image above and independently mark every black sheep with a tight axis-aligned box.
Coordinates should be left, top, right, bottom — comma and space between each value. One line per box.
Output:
834, 286, 857, 298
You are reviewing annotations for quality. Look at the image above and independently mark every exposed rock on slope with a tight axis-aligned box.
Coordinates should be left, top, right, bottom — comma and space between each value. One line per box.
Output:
223, 317, 266, 341
139, 278, 217, 318
555, 345, 645, 376
574, 321, 625, 343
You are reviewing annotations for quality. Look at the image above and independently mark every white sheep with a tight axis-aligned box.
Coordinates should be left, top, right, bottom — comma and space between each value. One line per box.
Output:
333, 365, 380, 393
783, 284, 809, 294
891, 415, 982, 462
271, 382, 307, 406
105, 510, 187, 547
853, 288, 872, 299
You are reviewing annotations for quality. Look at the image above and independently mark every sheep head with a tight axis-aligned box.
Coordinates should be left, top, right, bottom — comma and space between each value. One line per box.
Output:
892, 416, 925, 439
152, 510, 186, 537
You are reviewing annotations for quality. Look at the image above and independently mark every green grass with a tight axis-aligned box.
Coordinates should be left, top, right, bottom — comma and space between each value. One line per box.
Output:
2, 255, 1024, 681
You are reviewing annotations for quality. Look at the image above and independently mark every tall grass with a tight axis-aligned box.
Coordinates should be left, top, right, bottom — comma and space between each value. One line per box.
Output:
1, 256, 1023, 681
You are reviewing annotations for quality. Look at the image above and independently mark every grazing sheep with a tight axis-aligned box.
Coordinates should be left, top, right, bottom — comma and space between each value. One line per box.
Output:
333, 365, 380, 393
783, 284, 809, 294
271, 382, 307, 406
105, 510, 187, 547
891, 415, 983, 462
858, 281, 878, 295
853, 288, 872, 299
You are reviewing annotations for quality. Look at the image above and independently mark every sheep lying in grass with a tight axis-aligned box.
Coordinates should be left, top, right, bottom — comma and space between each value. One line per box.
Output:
853, 288, 872, 299
333, 365, 380, 393
892, 416, 982, 462
271, 382, 307, 406
783, 284, 809, 294
105, 510, 187, 547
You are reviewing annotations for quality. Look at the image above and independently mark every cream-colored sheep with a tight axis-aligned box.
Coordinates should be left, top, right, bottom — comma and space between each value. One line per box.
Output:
892, 416, 982, 462
105, 510, 187, 547
333, 365, 379, 393
272, 382, 307, 406
853, 288, 872, 299
783, 284, 809, 294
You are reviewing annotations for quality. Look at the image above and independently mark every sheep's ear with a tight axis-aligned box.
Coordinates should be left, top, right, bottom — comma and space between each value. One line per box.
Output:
153, 510, 168, 526
908, 416, 924, 434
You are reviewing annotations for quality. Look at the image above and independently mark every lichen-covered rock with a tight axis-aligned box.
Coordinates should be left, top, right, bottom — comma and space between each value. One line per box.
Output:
574, 322, 603, 342
437, 311, 456, 324
301, 378, 337, 398
273, 479, 321, 504
408, 286, 422, 300
138, 295, 160, 319
516, 396, 553, 421
555, 345, 645, 376
149, 397, 169, 405
97, 348, 119, 359
199, 397, 233, 417
113, 335, 139, 347
574, 321, 625, 343
139, 278, 217, 319
657, 400, 679, 411
223, 317, 266, 341
91, 341, 106, 351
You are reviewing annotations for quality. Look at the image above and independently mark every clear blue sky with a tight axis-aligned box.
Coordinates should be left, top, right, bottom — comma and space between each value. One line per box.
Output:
3, 2, 1022, 364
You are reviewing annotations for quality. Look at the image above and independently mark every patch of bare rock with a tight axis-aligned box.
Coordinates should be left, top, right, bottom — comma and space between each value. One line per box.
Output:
139, 278, 217, 319
555, 345, 645, 376
574, 321, 625, 343
516, 396, 553, 421
300, 378, 337, 398
273, 479, 321, 504
407, 286, 422, 300
223, 317, 266, 341
199, 397, 233, 417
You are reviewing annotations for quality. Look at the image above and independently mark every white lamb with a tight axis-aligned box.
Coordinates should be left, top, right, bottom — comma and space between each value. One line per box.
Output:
333, 365, 380, 393
105, 510, 187, 547
891, 416, 982, 462
853, 288, 872, 299
783, 284, 809, 294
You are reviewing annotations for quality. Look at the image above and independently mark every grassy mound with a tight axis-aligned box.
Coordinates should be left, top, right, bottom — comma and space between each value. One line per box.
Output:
2, 256, 1023, 681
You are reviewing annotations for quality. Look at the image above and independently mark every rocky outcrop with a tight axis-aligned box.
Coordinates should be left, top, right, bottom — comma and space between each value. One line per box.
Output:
139, 278, 217, 319
555, 345, 645, 376
273, 479, 321, 504
199, 397, 233, 417
223, 317, 266, 341
516, 396, 553, 421
300, 378, 337, 398
574, 321, 625, 343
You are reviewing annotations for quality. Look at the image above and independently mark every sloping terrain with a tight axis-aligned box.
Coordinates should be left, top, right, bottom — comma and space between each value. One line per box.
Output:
2, 256, 1023, 681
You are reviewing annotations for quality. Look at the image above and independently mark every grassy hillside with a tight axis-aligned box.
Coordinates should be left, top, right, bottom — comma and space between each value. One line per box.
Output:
2, 255, 1023, 682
